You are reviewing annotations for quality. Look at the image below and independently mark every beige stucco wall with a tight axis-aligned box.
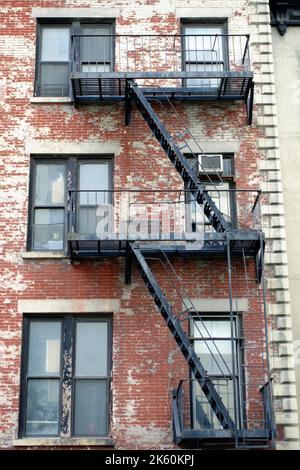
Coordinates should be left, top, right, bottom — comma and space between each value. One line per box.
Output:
272, 26, 300, 437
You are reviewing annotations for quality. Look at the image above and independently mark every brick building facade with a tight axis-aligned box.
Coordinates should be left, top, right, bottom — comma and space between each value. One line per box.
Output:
0, 0, 298, 450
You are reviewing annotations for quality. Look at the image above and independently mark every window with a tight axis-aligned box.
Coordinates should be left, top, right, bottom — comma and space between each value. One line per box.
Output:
182, 21, 227, 89
30, 161, 66, 251
78, 160, 112, 234
80, 24, 113, 72
20, 316, 112, 438
28, 157, 113, 251
191, 315, 242, 430
36, 25, 71, 97
186, 154, 236, 232
35, 22, 113, 97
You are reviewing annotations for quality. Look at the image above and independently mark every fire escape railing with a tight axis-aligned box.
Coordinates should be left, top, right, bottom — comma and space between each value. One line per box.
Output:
71, 33, 251, 76
70, 33, 253, 114
172, 378, 275, 447
67, 189, 262, 242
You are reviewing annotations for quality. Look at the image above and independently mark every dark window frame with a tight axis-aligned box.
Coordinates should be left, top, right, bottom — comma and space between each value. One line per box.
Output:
19, 315, 112, 439
27, 155, 114, 252
34, 19, 115, 97
189, 313, 245, 430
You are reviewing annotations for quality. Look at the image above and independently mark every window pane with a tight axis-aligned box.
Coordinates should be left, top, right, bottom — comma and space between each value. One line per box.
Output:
79, 162, 110, 191
81, 64, 110, 72
39, 63, 69, 97
41, 27, 70, 61
75, 322, 108, 376
35, 164, 65, 205
223, 157, 233, 176
81, 25, 111, 63
184, 26, 224, 62
206, 182, 231, 220
33, 208, 64, 251
194, 378, 234, 430
186, 63, 223, 88
28, 321, 61, 375
79, 207, 98, 234
74, 380, 107, 436
194, 339, 233, 375
26, 379, 60, 436
79, 162, 110, 205
194, 319, 233, 339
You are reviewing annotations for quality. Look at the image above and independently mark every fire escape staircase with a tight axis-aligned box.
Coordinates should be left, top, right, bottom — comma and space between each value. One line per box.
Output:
124, 81, 273, 447
130, 243, 275, 448
68, 76, 274, 447
130, 243, 235, 431
126, 81, 229, 234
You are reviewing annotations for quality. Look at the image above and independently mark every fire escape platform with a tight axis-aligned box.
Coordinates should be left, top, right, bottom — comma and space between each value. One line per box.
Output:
68, 230, 262, 259
175, 429, 272, 447
70, 71, 253, 103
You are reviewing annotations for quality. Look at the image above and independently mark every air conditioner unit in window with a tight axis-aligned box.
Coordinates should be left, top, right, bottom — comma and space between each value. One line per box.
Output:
198, 154, 223, 174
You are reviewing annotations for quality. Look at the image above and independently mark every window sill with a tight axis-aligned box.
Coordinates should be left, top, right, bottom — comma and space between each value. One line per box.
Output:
13, 438, 114, 447
30, 97, 73, 104
22, 251, 67, 259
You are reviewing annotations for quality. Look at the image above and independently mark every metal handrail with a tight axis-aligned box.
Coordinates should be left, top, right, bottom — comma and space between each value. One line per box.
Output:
71, 33, 251, 74
71, 34, 251, 38
67, 188, 262, 236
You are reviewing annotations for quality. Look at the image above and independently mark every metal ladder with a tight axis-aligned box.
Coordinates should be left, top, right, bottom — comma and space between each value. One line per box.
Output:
130, 242, 235, 430
127, 81, 230, 233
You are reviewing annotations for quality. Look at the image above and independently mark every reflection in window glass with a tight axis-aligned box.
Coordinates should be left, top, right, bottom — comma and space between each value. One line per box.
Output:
75, 322, 108, 377
26, 379, 60, 436
81, 25, 112, 64
32, 163, 65, 251
78, 162, 111, 234
28, 321, 61, 376
41, 28, 70, 62
74, 320, 110, 436
35, 164, 65, 205
74, 380, 107, 436
38, 27, 70, 97
192, 317, 239, 430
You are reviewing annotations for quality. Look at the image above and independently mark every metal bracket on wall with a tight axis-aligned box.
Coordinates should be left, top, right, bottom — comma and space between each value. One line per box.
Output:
125, 242, 132, 284
125, 80, 132, 126
246, 81, 254, 126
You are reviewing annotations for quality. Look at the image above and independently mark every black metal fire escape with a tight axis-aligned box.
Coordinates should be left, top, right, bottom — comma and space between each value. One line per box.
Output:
130, 242, 235, 430
120, 81, 273, 447
67, 33, 275, 448
126, 81, 229, 233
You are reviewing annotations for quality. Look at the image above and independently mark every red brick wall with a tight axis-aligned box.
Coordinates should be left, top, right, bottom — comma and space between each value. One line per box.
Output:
0, 1, 270, 449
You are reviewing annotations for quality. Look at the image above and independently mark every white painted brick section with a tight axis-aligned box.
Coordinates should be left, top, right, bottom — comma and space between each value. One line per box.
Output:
270, 329, 293, 343
272, 357, 296, 369
261, 204, 284, 216
273, 384, 297, 397
280, 370, 296, 384
284, 427, 300, 440
276, 413, 299, 425
275, 290, 291, 303
265, 253, 288, 264
274, 265, 289, 277
277, 317, 292, 329
282, 399, 298, 411
278, 343, 294, 357
269, 303, 291, 317
268, 278, 289, 290
265, 240, 287, 252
